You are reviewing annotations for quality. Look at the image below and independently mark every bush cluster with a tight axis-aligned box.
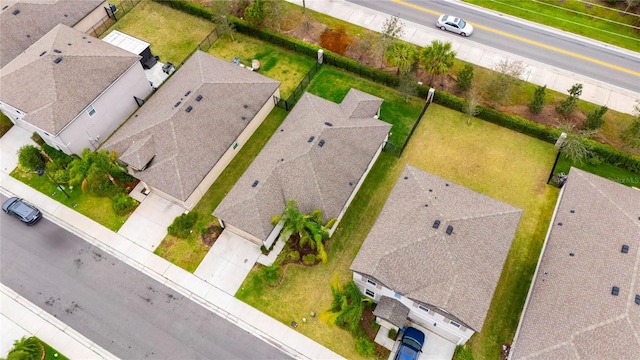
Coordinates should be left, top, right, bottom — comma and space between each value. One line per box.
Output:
167, 212, 199, 238
112, 193, 137, 215
302, 254, 316, 265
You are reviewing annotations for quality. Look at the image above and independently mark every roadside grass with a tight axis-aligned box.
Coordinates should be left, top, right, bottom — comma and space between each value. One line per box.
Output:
0, 111, 13, 138
153, 108, 289, 271
307, 66, 423, 152
41, 338, 69, 360
238, 104, 559, 360
207, 33, 317, 98
555, 154, 640, 188
9, 169, 132, 231
102, 0, 214, 66
464, 0, 640, 52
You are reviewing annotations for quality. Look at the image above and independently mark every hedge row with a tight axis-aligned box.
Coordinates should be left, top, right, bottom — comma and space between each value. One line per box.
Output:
151, 0, 640, 174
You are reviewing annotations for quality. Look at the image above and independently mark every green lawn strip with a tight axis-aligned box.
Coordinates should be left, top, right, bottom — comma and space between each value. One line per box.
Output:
153, 108, 289, 271
207, 33, 317, 98
402, 104, 559, 360
0, 111, 14, 138
10, 169, 130, 231
555, 154, 640, 188
464, 0, 640, 52
102, 0, 214, 66
306, 66, 423, 152
40, 337, 70, 360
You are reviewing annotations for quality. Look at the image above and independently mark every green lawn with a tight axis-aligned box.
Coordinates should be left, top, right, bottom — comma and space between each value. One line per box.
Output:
0, 111, 13, 138
555, 154, 640, 188
102, 0, 214, 66
464, 0, 640, 52
207, 33, 318, 98
41, 338, 69, 360
237, 104, 560, 360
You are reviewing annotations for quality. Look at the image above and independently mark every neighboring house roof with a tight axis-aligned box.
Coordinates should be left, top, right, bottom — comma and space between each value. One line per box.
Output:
101, 50, 280, 202
0, 0, 104, 67
350, 165, 522, 331
214, 89, 391, 241
373, 296, 410, 328
510, 168, 640, 360
0, 24, 140, 135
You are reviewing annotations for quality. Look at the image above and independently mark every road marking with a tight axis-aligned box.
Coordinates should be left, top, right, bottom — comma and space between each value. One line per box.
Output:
392, 0, 640, 77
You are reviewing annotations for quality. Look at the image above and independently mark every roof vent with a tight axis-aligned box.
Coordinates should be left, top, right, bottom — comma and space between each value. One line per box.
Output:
621, 245, 629, 253
404, 176, 408, 180
433, 220, 440, 229
2, 5, 8, 10
569, 253, 574, 257
570, 210, 575, 213
318, 139, 325, 147
324, 122, 333, 126
53, 57, 62, 64
243, 104, 248, 109
251, 180, 259, 188
12, 9, 19, 15
174, 101, 181, 108
185, 90, 191, 96
349, 182, 353, 186
445, 183, 449, 187
557, 222, 563, 226
53, 49, 61, 54
241, 116, 247, 120
429, 189, 432, 192
635, 294, 640, 305
308, 136, 315, 143
195, 95, 203, 102
611, 286, 619, 296
185, 106, 193, 113
446, 225, 453, 235
39, 51, 47, 57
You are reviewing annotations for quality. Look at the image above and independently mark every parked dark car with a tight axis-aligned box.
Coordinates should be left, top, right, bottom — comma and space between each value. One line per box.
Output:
2, 197, 42, 225
394, 327, 426, 360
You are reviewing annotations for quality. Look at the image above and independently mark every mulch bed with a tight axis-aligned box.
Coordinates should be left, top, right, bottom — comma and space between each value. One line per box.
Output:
201, 225, 223, 247
360, 304, 391, 358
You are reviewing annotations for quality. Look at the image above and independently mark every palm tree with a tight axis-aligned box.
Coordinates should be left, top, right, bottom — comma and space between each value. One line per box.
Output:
420, 40, 456, 85
6, 336, 42, 360
384, 42, 418, 74
273, 200, 332, 263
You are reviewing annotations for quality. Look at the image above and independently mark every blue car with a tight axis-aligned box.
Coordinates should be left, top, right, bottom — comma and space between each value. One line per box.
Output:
394, 327, 426, 360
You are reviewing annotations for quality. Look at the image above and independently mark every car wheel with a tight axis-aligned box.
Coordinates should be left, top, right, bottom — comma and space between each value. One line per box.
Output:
440, 26, 446, 31
460, 32, 467, 37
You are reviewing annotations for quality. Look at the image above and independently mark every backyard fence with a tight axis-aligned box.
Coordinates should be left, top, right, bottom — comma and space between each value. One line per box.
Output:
88, 0, 142, 38
274, 62, 323, 111
181, 28, 221, 66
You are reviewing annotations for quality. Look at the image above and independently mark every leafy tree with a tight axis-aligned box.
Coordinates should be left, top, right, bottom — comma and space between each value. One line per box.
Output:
68, 149, 125, 196
5, 337, 42, 360
484, 59, 525, 106
379, 15, 405, 66
384, 42, 418, 74
456, 64, 474, 92
244, 0, 265, 26
211, 0, 235, 41
321, 273, 371, 334
420, 40, 456, 85
273, 200, 332, 263
584, 105, 608, 130
397, 71, 418, 103
558, 123, 596, 163
17, 145, 45, 171
621, 100, 640, 149
556, 83, 583, 117
529, 85, 547, 114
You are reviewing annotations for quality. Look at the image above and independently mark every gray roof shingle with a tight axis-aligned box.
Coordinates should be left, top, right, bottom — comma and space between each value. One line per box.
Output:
0, 24, 141, 134
351, 165, 522, 331
214, 89, 391, 241
1, 0, 104, 67
510, 168, 640, 360
101, 51, 280, 201
373, 296, 410, 328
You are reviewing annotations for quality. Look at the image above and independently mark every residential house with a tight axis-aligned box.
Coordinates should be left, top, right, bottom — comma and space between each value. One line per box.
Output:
214, 89, 391, 246
101, 51, 281, 209
351, 165, 522, 346
1, 0, 107, 68
0, 24, 152, 156
509, 168, 640, 360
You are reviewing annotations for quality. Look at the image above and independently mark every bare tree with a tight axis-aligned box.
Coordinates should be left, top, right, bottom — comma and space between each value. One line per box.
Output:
463, 89, 481, 125
379, 15, 405, 66
557, 123, 596, 163
211, 0, 235, 41
484, 59, 525, 106
264, 0, 286, 31
397, 72, 418, 103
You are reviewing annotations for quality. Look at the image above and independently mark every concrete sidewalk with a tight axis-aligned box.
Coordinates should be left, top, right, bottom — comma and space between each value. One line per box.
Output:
291, 0, 639, 115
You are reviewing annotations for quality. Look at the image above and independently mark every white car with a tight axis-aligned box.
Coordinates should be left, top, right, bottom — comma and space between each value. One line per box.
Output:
436, 15, 474, 37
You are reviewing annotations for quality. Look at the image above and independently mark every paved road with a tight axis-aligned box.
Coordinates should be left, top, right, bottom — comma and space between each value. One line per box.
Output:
347, 0, 640, 92
0, 205, 288, 360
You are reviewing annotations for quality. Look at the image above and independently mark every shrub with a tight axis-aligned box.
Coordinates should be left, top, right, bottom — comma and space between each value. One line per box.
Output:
302, 254, 316, 265
30, 132, 45, 146
45, 161, 70, 184
621, 119, 640, 149
556, 83, 582, 116
355, 337, 375, 356
287, 250, 300, 262
320, 26, 352, 55
528, 85, 546, 114
388, 328, 398, 339
259, 264, 281, 287
456, 64, 474, 92
584, 105, 608, 130
151, 0, 211, 20
6, 336, 43, 360
167, 212, 199, 238
18, 145, 45, 171
244, 0, 265, 26
43, 144, 74, 167
112, 193, 137, 215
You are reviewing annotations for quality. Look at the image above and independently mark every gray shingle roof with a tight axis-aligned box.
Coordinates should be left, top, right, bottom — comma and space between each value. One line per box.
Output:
101, 51, 280, 201
373, 296, 410, 328
350, 165, 522, 331
1, 0, 104, 67
510, 168, 640, 360
0, 24, 141, 134
214, 89, 391, 241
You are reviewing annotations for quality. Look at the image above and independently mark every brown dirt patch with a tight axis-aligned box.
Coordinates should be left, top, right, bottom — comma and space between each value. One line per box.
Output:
360, 304, 391, 358
200, 225, 223, 247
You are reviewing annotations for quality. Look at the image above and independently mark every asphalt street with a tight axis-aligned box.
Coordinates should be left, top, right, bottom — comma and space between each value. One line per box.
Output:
0, 203, 288, 360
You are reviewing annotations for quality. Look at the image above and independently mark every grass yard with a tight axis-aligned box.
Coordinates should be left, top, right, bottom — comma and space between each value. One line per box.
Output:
207, 33, 318, 98
102, 0, 214, 66
555, 154, 640, 188
41, 338, 69, 360
237, 104, 560, 360
154, 108, 289, 271
464, 0, 640, 52
10, 169, 133, 231
0, 111, 13, 138
307, 66, 423, 153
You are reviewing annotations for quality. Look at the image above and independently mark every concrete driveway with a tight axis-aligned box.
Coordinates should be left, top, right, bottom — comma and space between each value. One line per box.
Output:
389, 323, 457, 360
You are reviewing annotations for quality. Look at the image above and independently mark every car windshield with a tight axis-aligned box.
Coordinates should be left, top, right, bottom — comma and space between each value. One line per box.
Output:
402, 337, 422, 351
458, 19, 467, 28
